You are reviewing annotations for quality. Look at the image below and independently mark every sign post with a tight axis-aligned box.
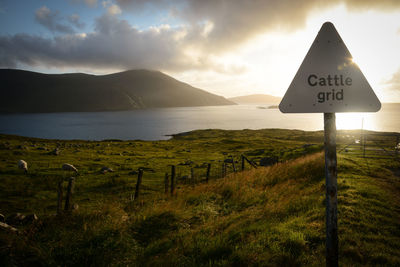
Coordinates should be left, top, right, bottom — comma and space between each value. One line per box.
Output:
279, 22, 381, 267
324, 112, 338, 266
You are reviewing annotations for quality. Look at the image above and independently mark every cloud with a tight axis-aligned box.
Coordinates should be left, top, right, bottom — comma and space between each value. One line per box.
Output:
0, 14, 243, 73
116, 0, 400, 52
385, 69, 400, 91
2, 1, 400, 74
35, 6, 75, 34
68, 14, 85, 29
107, 4, 122, 15
85, 0, 98, 7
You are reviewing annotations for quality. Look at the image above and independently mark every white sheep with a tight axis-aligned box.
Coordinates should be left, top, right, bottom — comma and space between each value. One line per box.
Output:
18, 160, 28, 173
62, 163, 78, 173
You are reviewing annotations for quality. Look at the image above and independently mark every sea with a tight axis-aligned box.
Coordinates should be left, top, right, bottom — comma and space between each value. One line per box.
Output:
0, 104, 399, 141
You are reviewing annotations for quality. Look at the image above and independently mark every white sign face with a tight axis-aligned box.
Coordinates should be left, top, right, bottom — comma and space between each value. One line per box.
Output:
279, 22, 381, 113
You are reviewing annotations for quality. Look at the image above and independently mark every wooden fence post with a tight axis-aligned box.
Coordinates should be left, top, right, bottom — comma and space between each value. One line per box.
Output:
243, 155, 257, 169
57, 179, 63, 215
206, 163, 211, 183
164, 172, 169, 194
134, 168, 143, 200
223, 162, 226, 177
64, 177, 75, 211
324, 113, 338, 267
170, 165, 176, 196
241, 155, 245, 171
231, 157, 236, 173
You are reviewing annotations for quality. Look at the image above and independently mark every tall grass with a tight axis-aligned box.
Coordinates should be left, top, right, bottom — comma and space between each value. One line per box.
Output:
1, 131, 400, 266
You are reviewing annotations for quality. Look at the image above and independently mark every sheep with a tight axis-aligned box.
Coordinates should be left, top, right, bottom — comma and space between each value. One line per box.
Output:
18, 160, 28, 173
62, 163, 78, 174
101, 166, 114, 174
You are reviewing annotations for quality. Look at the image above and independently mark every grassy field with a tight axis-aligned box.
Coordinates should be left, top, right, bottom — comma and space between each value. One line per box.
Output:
0, 129, 399, 266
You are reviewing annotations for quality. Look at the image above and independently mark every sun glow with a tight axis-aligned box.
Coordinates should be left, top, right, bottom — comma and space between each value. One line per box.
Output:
336, 113, 375, 130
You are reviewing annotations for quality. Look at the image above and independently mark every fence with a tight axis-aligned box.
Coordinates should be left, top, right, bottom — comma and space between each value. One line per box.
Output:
339, 131, 400, 160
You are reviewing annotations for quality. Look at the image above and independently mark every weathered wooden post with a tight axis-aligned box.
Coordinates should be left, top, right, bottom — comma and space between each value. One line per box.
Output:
64, 177, 75, 211
231, 157, 236, 173
170, 165, 175, 196
243, 155, 257, 169
134, 168, 143, 200
278, 22, 381, 267
241, 155, 245, 171
324, 113, 338, 266
164, 172, 169, 194
223, 162, 226, 177
206, 163, 211, 183
57, 179, 63, 215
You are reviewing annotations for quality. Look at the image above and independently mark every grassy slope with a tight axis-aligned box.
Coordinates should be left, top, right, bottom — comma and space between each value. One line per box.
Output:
0, 129, 399, 266
0, 69, 234, 113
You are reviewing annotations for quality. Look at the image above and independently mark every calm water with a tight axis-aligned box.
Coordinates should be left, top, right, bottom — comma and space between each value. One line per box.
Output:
0, 104, 399, 140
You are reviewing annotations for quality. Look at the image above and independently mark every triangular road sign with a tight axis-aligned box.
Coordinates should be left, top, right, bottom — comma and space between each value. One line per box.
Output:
279, 22, 381, 113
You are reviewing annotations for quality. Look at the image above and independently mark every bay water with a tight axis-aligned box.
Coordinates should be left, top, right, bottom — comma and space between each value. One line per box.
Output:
0, 104, 398, 140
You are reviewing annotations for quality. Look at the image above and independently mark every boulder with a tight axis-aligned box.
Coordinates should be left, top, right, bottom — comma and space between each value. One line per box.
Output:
49, 148, 60, 155
224, 158, 233, 163
259, 157, 279, 167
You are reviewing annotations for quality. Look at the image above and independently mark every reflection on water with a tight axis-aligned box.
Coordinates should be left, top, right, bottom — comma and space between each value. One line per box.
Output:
0, 103, 398, 140
336, 103, 400, 132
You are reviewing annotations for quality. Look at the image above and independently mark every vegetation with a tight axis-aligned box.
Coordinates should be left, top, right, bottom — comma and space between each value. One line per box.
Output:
0, 69, 234, 113
0, 129, 399, 266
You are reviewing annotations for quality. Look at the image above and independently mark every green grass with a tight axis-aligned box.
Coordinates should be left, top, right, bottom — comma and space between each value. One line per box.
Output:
1, 129, 399, 266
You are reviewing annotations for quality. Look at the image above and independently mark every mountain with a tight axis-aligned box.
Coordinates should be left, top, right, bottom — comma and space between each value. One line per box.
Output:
228, 94, 281, 105
0, 69, 235, 113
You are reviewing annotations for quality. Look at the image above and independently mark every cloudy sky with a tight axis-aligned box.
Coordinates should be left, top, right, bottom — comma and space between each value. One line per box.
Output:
1, 0, 400, 101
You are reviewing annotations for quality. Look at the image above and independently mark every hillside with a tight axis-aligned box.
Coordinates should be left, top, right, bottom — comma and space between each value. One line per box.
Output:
229, 94, 282, 104
0, 69, 235, 113
0, 129, 399, 266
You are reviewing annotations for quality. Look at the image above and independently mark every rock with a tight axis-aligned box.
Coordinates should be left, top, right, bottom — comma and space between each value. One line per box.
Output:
49, 148, 60, 155
0, 222, 18, 233
259, 157, 279, 167
101, 166, 114, 174
6, 213, 26, 226
224, 158, 233, 163
0, 213, 5, 222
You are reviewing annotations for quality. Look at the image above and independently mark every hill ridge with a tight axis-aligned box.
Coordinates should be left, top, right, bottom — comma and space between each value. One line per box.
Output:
0, 69, 235, 113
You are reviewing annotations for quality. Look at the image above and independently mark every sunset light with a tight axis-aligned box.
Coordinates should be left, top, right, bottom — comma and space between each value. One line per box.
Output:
1, 1, 400, 266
